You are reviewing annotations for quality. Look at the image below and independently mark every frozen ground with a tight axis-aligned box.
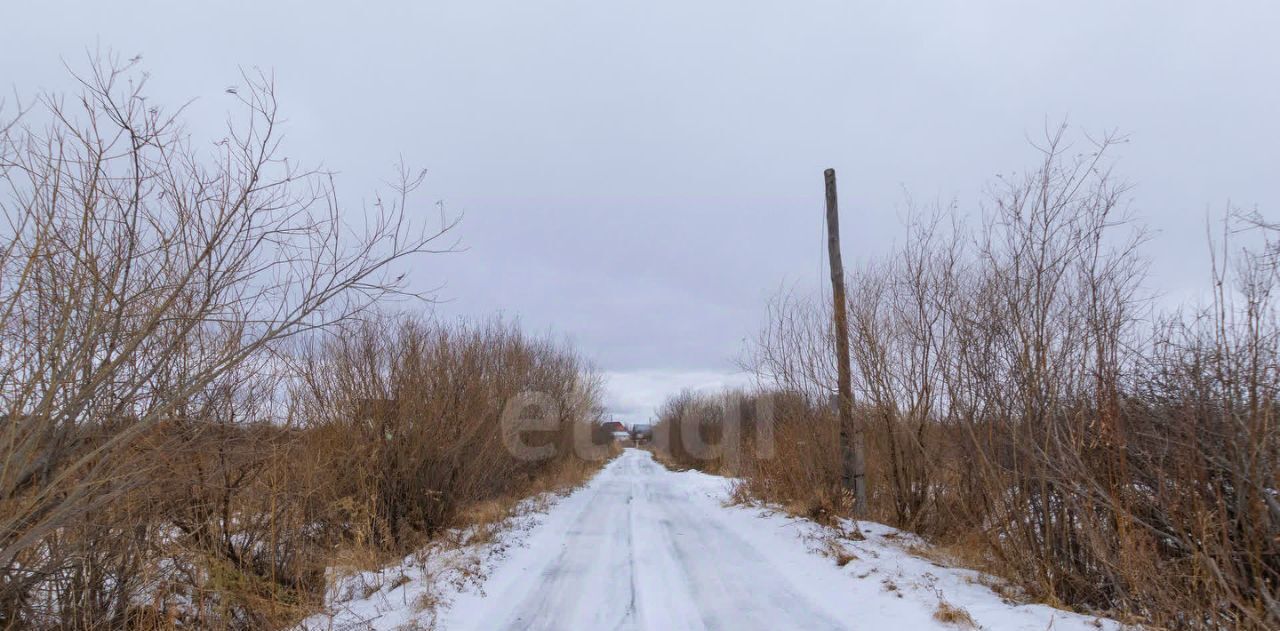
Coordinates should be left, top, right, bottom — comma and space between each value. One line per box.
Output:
305, 449, 1120, 630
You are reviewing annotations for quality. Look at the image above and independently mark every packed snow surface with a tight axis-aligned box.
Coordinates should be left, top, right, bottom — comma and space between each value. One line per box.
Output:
308, 449, 1119, 630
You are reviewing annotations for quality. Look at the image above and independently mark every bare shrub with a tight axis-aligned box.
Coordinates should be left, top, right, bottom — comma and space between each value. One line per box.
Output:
293, 316, 607, 548
0, 55, 608, 629
0, 53, 454, 627
670, 126, 1277, 628
652, 390, 728, 471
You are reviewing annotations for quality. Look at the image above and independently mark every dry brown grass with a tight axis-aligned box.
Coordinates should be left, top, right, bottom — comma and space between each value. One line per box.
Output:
823, 538, 858, 567
932, 599, 976, 628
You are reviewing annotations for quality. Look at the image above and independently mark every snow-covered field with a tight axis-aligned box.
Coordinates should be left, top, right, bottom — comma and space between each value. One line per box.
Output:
304, 449, 1120, 630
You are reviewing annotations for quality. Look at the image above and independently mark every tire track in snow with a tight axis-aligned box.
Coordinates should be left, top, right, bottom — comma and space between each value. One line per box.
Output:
443, 450, 847, 630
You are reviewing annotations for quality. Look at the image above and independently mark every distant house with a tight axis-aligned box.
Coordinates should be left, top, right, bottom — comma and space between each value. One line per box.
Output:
630, 423, 653, 442
601, 421, 629, 441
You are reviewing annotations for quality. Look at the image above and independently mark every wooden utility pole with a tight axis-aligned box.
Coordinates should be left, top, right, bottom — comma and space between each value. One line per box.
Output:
824, 168, 867, 516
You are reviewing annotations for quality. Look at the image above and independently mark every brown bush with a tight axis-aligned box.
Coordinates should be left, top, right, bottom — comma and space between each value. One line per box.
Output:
293, 316, 609, 548
0, 56, 608, 629
662, 128, 1279, 629
0, 316, 611, 630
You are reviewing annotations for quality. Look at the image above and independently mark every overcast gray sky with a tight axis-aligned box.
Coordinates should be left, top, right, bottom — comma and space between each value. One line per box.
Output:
4, 1, 1277, 423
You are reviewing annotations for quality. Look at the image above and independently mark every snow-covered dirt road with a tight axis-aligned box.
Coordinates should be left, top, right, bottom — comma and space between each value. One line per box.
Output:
436, 449, 1116, 631
444, 448, 844, 630
307, 449, 1118, 629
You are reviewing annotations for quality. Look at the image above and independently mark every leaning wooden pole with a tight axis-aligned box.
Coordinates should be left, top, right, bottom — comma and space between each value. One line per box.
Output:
824, 168, 867, 516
